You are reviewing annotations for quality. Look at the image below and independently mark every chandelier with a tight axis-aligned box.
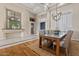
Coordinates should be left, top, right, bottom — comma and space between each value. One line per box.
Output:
52, 4, 62, 22
44, 3, 62, 21
43, 3, 62, 30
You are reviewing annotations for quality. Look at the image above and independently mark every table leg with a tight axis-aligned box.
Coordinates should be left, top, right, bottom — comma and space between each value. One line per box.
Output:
56, 39, 60, 56
39, 36, 42, 48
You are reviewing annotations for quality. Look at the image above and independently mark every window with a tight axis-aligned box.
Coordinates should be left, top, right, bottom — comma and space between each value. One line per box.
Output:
6, 9, 21, 30
58, 12, 72, 31
39, 14, 46, 30
40, 22, 45, 30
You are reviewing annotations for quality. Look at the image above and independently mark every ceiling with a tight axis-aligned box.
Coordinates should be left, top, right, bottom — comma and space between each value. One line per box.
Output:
21, 3, 65, 15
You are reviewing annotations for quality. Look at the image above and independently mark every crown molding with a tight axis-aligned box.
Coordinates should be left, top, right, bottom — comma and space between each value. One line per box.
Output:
37, 3, 72, 16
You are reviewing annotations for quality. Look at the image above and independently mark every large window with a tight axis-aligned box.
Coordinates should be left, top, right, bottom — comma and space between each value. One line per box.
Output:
6, 9, 21, 30
58, 12, 72, 31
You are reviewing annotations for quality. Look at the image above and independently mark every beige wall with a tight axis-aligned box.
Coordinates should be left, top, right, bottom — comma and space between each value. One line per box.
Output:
0, 3, 35, 40
0, 3, 79, 41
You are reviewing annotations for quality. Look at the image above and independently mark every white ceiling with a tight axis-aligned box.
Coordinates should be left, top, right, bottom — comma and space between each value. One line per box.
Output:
21, 3, 65, 14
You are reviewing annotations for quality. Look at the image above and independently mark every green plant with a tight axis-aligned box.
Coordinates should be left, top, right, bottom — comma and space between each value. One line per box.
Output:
9, 18, 21, 29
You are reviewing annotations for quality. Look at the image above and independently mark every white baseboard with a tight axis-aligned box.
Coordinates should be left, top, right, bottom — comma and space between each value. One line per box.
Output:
72, 39, 79, 41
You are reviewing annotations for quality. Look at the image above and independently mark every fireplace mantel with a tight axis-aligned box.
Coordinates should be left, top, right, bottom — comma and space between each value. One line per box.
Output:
2, 29, 24, 33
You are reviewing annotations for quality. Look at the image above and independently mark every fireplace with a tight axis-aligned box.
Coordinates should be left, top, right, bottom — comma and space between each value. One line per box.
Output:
3, 29, 24, 39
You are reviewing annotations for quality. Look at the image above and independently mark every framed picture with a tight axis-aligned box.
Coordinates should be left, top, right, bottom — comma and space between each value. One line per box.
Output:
6, 9, 21, 30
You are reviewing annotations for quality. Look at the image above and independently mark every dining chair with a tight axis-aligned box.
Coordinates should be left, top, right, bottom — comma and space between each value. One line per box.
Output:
53, 30, 73, 56
63, 30, 73, 55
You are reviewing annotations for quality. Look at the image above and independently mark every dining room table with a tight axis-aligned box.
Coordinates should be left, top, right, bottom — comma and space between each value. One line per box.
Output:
39, 30, 67, 56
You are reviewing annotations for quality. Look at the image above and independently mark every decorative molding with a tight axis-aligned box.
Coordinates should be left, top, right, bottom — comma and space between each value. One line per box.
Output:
2, 29, 24, 33
38, 4, 72, 16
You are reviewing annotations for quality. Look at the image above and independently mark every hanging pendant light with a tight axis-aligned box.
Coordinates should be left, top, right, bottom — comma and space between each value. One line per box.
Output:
52, 4, 62, 22
52, 3, 62, 30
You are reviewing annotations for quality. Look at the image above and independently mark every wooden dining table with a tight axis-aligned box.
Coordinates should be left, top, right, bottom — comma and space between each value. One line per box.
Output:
39, 30, 67, 56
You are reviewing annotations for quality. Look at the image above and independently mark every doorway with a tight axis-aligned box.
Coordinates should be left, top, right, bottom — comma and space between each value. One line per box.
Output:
31, 22, 34, 34
30, 17, 35, 34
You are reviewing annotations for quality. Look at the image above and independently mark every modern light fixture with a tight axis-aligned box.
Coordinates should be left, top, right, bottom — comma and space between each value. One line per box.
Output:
43, 3, 62, 30
44, 3, 62, 21
52, 3, 62, 22
52, 3, 62, 30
